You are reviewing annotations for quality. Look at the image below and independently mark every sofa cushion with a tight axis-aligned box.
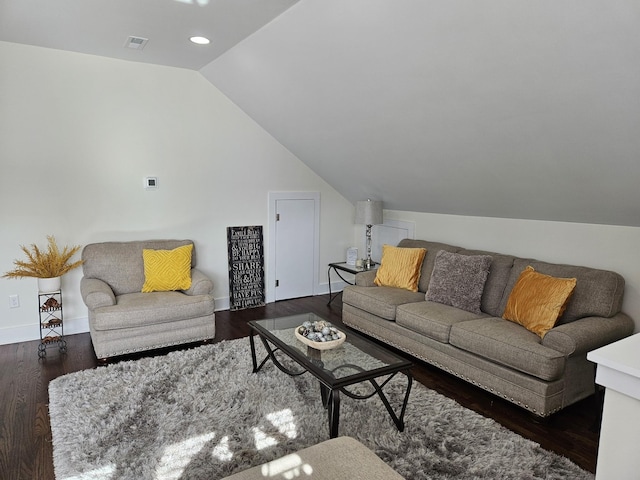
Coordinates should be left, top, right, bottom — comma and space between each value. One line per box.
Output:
342, 285, 425, 321
396, 301, 486, 343
458, 249, 515, 317
449, 317, 566, 381
426, 251, 492, 314
498, 258, 624, 323
398, 239, 461, 293
91, 291, 214, 330
141, 244, 193, 293
374, 244, 427, 292
502, 266, 577, 337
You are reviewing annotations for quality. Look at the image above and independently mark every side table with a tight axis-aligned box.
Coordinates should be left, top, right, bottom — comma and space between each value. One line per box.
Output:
327, 262, 377, 305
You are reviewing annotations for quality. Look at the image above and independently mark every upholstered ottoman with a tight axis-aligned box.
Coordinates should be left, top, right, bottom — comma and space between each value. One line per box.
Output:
222, 436, 404, 479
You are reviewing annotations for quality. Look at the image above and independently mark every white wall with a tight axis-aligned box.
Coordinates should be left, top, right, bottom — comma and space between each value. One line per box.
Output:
380, 210, 640, 332
0, 41, 355, 344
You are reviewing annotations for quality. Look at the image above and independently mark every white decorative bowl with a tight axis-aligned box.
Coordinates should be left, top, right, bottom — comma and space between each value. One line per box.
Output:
295, 328, 346, 350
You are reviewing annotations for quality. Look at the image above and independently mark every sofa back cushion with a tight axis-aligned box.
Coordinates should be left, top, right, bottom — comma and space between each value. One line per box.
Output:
396, 238, 625, 322
498, 258, 625, 323
458, 248, 516, 317
82, 240, 195, 296
397, 239, 515, 317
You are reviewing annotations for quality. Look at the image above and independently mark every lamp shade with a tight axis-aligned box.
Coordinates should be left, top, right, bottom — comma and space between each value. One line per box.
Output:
355, 200, 383, 226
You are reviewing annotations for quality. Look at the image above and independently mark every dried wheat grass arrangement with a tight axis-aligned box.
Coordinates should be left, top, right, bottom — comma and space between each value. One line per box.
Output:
2, 235, 84, 279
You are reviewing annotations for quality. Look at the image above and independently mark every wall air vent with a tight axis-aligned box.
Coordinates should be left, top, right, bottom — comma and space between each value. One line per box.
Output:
124, 36, 149, 50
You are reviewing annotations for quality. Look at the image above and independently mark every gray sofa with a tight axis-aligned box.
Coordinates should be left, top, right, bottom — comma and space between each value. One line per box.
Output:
342, 239, 634, 417
80, 239, 215, 361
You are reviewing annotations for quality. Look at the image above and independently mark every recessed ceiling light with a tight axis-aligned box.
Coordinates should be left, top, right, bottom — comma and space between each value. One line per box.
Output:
189, 36, 210, 45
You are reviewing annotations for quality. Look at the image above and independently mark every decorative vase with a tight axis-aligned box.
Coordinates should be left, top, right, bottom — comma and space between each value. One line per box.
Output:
38, 276, 61, 293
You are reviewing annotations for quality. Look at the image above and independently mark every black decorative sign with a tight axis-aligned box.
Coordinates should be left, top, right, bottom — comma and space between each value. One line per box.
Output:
227, 226, 265, 311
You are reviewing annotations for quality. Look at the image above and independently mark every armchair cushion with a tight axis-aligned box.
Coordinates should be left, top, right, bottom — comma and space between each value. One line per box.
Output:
91, 291, 214, 330
142, 244, 193, 292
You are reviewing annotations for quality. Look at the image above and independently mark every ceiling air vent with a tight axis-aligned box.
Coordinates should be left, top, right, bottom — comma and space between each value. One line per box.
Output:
124, 36, 148, 50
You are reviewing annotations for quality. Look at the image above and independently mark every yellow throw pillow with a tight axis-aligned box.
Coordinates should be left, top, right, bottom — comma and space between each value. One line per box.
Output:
374, 244, 427, 292
502, 266, 577, 337
141, 244, 193, 293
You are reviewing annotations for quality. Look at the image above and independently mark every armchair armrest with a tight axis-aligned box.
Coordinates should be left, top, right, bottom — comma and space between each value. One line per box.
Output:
355, 270, 378, 287
542, 312, 635, 356
80, 277, 116, 309
183, 268, 214, 296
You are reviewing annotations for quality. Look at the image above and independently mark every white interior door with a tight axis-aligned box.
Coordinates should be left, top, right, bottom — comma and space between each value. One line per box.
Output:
273, 197, 317, 300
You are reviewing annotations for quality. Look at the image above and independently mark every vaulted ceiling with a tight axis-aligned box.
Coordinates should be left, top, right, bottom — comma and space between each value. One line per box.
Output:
0, 0, 298, 69
2, 0, 639, 226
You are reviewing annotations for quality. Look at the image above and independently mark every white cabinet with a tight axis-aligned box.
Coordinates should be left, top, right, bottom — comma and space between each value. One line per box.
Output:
588, 334, 640, 479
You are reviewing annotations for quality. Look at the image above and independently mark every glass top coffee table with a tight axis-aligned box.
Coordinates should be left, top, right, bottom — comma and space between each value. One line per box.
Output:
248, 313, 413, 438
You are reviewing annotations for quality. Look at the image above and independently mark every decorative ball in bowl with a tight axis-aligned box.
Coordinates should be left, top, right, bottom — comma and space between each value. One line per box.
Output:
295, 320, 346, 350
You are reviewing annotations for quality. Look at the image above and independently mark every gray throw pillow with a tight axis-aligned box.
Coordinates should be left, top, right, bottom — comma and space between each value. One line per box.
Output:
426, 250, 492, 314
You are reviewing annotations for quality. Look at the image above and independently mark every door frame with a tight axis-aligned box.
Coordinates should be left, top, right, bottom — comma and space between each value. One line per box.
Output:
267, 191, 320, 303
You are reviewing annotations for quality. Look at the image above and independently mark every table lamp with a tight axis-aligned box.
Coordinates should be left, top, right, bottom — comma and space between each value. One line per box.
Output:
355, 199, 383, 269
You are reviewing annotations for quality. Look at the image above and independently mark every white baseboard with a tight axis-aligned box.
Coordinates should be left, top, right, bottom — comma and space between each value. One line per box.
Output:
215, 296, 230, 311
319, 279, 347, 296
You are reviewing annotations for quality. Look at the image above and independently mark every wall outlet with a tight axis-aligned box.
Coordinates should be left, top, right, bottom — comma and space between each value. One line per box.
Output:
9, 294, 20, 308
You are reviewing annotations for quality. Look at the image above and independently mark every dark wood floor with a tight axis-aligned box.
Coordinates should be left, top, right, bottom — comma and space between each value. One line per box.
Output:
0, 294, 599, 479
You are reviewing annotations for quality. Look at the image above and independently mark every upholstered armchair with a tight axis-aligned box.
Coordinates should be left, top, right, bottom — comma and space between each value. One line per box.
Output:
80, 239, 215, 361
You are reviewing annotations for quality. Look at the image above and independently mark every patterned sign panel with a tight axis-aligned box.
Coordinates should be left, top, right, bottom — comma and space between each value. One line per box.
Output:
227, 225, 265, 311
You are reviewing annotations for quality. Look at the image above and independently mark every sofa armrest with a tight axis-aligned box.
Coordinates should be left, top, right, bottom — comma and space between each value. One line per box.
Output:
355, 270, 378, 287
80, 277, 116, 309
183, 268, 214, 296
542, 312, 635, 356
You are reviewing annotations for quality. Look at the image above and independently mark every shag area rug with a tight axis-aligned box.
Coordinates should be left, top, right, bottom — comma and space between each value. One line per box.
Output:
49, 338, 593, 480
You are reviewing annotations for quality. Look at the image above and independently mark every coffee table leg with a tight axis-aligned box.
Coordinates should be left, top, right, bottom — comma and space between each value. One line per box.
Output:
372, 370, 412, 432
327, 389, 341, 438
320, 383, 329, 408
249, 334, 258, 372
250, 332, 307, 377
249, 332, 275, 373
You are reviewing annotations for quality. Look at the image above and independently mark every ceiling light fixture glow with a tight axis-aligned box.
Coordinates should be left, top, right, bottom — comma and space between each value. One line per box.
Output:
189, 36, 210, 45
